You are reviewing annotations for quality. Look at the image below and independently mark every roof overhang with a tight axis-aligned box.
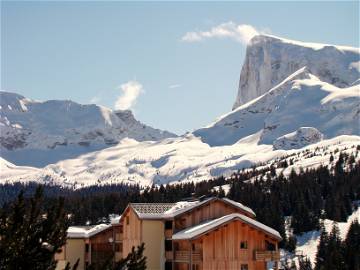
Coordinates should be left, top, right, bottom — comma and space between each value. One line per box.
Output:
172, 213, 282, 241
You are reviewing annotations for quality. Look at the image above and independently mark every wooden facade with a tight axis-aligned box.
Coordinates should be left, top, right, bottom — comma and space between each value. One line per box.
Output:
119, 198, 281, 270
172, 220, 279, 270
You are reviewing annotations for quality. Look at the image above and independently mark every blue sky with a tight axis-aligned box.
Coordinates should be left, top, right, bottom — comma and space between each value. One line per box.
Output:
1, 1, 359, 135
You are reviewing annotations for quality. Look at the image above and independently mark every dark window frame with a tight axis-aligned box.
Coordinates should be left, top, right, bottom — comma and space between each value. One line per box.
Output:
240, 241, 248, 249
165, 239, 172, 251
165, 220, 173, 230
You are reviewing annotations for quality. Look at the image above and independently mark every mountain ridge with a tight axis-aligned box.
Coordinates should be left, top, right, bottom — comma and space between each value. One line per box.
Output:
0, 91, 176, 166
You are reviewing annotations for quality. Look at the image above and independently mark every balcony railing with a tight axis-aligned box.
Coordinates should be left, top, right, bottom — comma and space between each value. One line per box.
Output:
174, 250, 202, 262
254, 250, 280, 261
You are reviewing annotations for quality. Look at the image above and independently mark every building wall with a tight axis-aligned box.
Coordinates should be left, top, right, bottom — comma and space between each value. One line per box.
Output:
55, 239, 86, 270
122, 208, 142, 258
142, 220, 165, 270
89, 227, 114, 267
201, 220, 277, 270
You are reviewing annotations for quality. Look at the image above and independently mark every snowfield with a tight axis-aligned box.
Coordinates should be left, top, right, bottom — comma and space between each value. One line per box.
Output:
0, 134, 359, 188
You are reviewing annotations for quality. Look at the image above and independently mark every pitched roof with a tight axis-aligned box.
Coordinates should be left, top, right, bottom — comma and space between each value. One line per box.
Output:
172, 213, 282, 241
67, 224, 111, 238
127, 197, 256, 220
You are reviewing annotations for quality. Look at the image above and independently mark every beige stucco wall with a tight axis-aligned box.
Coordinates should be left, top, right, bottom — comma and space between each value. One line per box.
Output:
55, 239, 85, 270
142, 220, 165, 270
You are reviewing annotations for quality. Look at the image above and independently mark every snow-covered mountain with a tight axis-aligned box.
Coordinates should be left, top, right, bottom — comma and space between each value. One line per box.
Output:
0, 91, 176, 166
194, 67, 360, 146
233, 35, 360, 108
1, 134, 359, 188
0, 35, 359, 187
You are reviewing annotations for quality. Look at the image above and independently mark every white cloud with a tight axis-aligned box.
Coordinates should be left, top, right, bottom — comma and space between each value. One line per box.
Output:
90, 96, 101, 104
181, 22, 268, 45
169, 84, 181, 89
115, 80, 143, 110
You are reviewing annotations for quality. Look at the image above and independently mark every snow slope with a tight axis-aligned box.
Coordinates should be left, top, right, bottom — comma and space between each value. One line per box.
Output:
0, 91, 176, 166
194, 68, 360, 146
233, 34, 360, 108
0, 134, 358, 188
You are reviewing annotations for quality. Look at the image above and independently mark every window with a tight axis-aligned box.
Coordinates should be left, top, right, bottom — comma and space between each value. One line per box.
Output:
193, 264, 200, 270
265, 240, 275, 251
85, 243, 89, 253
165, 220, 173, 230
240, 241, 248, 249
165, 262, 172, 270
126, 216, 129, 225
119, 225, 123, 233
115, 243, 123, 252
165, 240, 172, 251
241, 264, 248, 270
192, 243, 195, 251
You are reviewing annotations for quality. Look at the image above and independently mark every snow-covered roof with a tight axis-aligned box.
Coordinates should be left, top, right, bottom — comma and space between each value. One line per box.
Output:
172, 213, 282, 241
67, 224, 111, 238
110, 215, 122, 224
128, 197, 255, 220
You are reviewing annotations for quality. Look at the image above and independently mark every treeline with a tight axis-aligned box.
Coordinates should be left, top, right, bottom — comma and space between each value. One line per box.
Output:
1, 153, 359, 249
228, 152, 360, 248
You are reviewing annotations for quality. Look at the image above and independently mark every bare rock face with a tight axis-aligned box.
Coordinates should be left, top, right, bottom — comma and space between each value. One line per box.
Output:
233, 35, 360, 109
273, 127, 324, 150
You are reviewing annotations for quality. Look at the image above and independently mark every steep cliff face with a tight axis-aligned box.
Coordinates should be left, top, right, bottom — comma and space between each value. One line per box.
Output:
194, 67, 360, 146
233, 35, 360, 109
0, 91, 176, 166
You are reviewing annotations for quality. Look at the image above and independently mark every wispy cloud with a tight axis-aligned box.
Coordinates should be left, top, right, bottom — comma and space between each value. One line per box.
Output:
169, 84, 181, 89
115, 80, 143, 110
90, 95, 102, 104
181, 22, 269, 45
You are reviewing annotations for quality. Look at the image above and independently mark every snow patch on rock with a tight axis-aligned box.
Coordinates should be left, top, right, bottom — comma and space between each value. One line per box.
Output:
273, 127, 324, 150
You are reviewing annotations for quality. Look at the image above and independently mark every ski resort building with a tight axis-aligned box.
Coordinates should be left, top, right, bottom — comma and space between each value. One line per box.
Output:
55, 222, 122, 270
119, 197, 281, 270
56, 197, 281, 270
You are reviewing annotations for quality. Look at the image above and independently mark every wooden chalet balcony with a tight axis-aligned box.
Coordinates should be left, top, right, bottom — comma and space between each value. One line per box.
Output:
254, 250, 280, 261
174, 250, 202, 262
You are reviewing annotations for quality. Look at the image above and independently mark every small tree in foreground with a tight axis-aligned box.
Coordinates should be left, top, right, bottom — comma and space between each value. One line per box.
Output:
0, 186, 76, 270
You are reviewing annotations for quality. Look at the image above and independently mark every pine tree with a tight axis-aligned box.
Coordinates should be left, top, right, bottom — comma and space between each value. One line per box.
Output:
120, 243, 147, 270
0, 186, 73, 270
344, 219, 360, 270
299, 256, 313, 270
315, 222, 328, 270
326, 223, 345, 269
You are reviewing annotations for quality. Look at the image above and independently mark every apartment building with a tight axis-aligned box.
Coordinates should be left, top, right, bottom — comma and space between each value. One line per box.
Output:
120, 197, 281, 270
57, 197, 281, 270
